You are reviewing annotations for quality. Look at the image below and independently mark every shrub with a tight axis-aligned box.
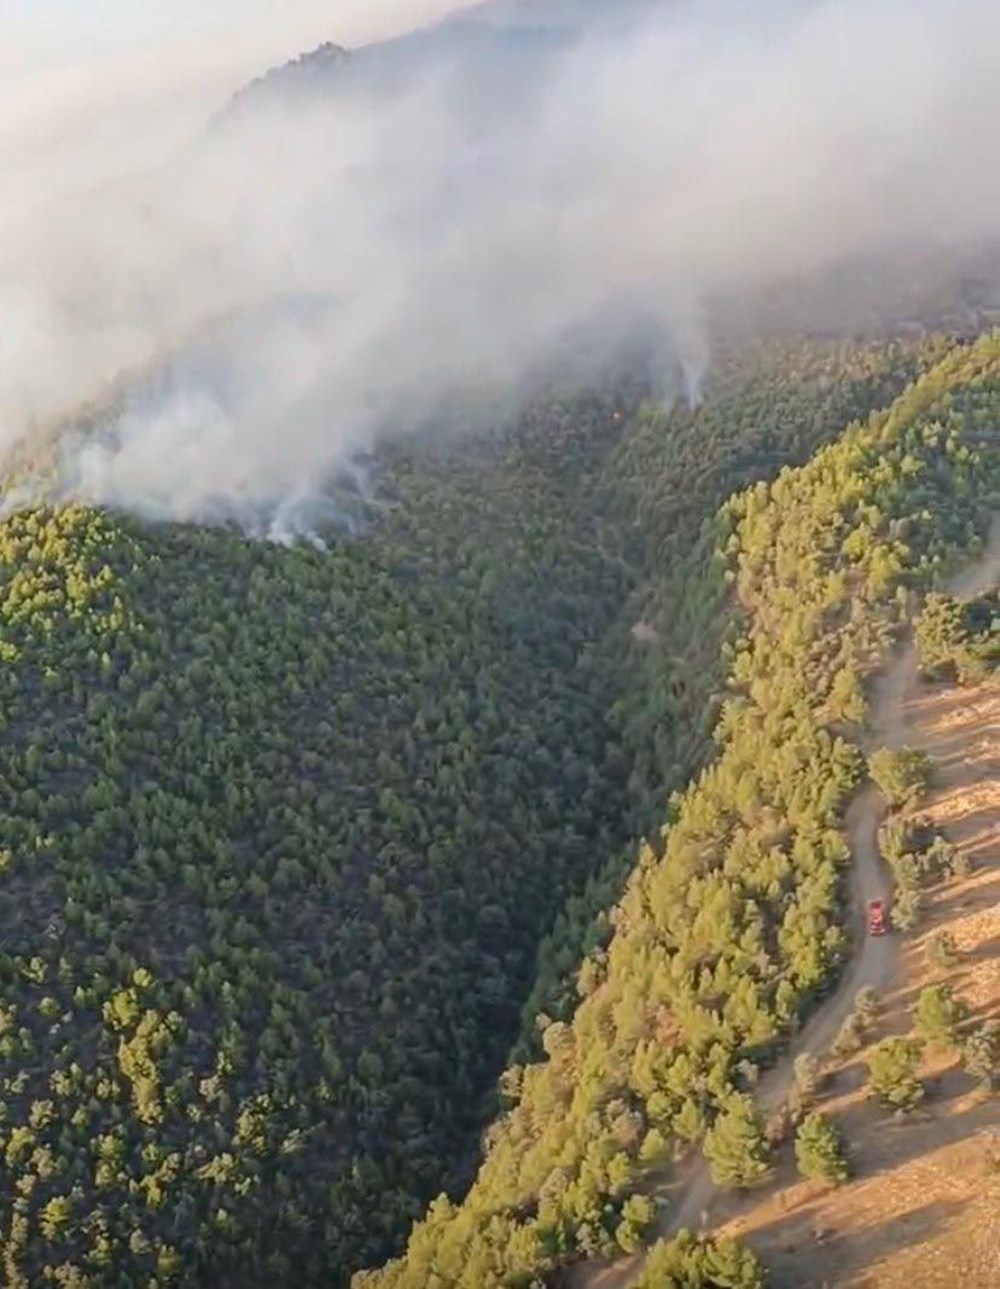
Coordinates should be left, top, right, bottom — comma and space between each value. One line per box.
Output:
867, 1038, 924, 1111
854, 987, 879, 1030
879, 818, 961, 889
890, 887, 922, 933
831, 1013, 864, 1059
923, 834, 958, 880
869, 746, 932, 809
925, 931, 960, 971
912, 984, 969, 1049
765, 1103, 793, 1148
879, 816, 917, 865
629, 1231, 766, 1289
949, 848, 973, 880
793, 1052, 821, 1104
962, 1020, 1000, 1092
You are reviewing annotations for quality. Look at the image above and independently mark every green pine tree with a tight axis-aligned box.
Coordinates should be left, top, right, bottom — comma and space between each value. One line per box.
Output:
912, 984, 968, 1049
794, 1113, 850, 1184
702, 1093, 772, 1189
867, 1038, 924, 1111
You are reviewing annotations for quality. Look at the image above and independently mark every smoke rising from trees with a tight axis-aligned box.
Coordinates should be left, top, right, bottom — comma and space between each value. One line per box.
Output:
2, 0, 998, 532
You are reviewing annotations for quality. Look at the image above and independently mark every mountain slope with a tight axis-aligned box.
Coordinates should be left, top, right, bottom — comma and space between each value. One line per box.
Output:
0, 341, 933, 1287
359, 332, 1000, 1288
0, 392, 636, 1287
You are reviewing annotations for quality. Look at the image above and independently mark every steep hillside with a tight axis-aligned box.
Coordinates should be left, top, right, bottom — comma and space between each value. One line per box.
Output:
692, 522, 1000, 1289
515, 338, 936, 1044
360, 332, 1000, 1288
1, 390, 634, 1289
0, 342, 932, 1288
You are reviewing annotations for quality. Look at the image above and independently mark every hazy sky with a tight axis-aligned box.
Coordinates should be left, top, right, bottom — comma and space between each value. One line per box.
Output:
0, 2, 475, 89
0, 1, 477, 174
0, 1, 468, 56
2, 0, 998, 539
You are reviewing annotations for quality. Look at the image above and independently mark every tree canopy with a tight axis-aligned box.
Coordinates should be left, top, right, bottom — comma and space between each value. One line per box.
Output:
0, 337, 947, 1286
362, 336, 1000, 1287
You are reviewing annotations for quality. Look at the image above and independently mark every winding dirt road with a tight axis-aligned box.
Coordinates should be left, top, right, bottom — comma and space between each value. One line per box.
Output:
575, 516, 1000, 1289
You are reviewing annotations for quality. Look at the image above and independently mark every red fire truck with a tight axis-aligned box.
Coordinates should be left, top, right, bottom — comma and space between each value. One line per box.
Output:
867, 899, 888, 936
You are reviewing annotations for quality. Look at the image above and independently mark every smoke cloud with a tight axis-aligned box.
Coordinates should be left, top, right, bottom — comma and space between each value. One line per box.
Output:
2, 0, 999, 534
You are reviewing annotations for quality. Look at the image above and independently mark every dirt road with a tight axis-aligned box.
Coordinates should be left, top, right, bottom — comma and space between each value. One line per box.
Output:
576, 516, 1000, 1289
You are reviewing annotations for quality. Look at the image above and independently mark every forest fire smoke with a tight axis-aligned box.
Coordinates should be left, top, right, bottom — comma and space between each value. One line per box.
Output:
1, 0, 998, 533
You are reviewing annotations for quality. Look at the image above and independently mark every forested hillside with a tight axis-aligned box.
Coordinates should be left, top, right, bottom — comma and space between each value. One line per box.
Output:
0, 390, 634, 1289
515, 338, 935, 1045
361, 332, 1000, 1288
0, 339, 937, 1288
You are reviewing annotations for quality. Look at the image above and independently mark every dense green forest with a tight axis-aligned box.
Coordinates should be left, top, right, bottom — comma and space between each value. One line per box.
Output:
513, 337, 936, 1046
0, 336, 975, 1287
361, 332, 1000, 1288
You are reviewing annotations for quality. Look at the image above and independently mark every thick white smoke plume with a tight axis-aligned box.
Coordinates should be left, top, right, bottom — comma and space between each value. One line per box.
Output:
2, 0, 999, 533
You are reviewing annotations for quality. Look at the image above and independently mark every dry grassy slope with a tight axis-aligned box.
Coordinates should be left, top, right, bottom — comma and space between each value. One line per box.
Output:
705, 531, 1000, 1289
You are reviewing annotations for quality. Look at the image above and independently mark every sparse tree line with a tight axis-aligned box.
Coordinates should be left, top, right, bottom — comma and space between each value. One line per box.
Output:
864, 976, 1000, 1113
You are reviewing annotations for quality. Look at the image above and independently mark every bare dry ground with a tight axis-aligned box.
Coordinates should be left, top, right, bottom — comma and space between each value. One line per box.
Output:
711, 643, 1000, 1286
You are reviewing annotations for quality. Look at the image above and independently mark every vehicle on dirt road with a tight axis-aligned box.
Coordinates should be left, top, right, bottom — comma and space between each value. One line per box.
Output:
867, 899, 888, 936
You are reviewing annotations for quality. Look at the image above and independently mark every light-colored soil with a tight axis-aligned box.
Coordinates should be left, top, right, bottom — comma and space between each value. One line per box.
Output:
574, 519, 1000, 1289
